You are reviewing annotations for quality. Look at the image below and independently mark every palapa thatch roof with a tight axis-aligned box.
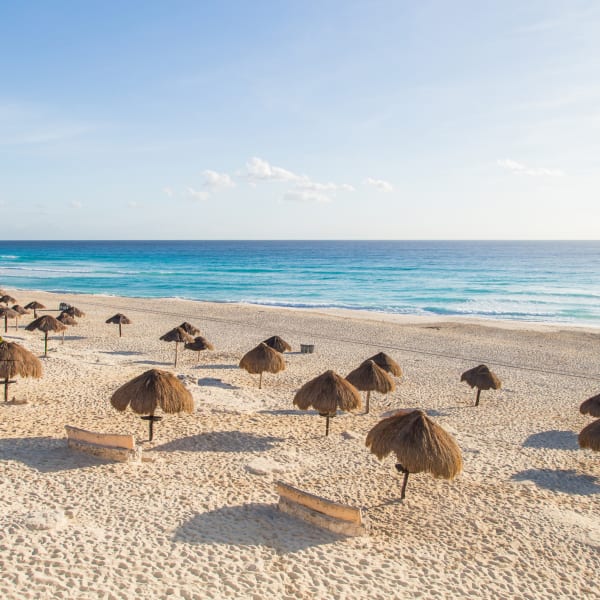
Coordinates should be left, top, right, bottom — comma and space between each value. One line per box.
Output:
12, 305, 30, 315
367, 352, 402, 377
179, 322, 201, 336
293, 370, 361, 414
110, 368, 194, 415
25, 301, 45, 310
57, 312, 77, 326
0, 295, 17, 305
263, 335, 292, 353
578, 418, 600, 452
346, 360, 395, 393
26, 315, 67, 333
0, 307, 18, 319
366, 409, 462, 478
106, 313, 131, 325
185, 336, 214, 352
460, 364, 501, 390
239, 342, 285, 375
0, 340, 42, 379
160, 326, 194, 343
580, 393, 600, 418
65, 306, 85, 318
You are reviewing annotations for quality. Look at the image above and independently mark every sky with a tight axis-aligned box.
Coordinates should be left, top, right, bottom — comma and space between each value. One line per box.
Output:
1, 0, 599, 240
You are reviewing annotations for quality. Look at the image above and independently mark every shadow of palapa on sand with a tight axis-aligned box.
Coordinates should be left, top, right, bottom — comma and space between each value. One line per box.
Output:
0, 436, 116, 472
128, 359, 172, 366
258, 408, 308, 416
174, 503, 344, 553
512, 469, 600, 495
152, 430, 284, 453
522, 430, 579, 451
197, 377, 238, 390
100, 350, 145, 356
198, 363, 238, 370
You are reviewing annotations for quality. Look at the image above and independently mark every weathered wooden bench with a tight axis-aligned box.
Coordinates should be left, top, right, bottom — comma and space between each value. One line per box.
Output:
65, 425, 141, 463
275, 481, 366, 536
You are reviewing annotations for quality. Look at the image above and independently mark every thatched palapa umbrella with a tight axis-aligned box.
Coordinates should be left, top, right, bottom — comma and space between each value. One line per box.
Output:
65, 306, 85, 318
239, 342, 285, 389
460, 364, 501, 406
0, 307, 18, 333
0, 339, 42, 402
11, 305, 30, 330
293, 370, 361, 436
367, 352, 402, 377
184, 336, 214, 363
179, 322, 201, 336
106, 313, 131, 337
26, 315, 66, 356
366, 410, 462, 500
57, 311, 77, 342
346, 360, 395, 414
160, 327, 194, 367
579, 419, 600, 452
580, 393, 600, 418
110, 368, 194, 441
263, 335, 292, 353
0, 294, 17, 306
24, 301, 45, 318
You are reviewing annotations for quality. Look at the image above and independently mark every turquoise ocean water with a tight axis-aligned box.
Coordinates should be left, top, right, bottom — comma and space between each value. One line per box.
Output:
1, 241, 599, 326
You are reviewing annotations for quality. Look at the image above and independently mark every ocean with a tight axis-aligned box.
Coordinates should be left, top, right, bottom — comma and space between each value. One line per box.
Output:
1, 240, 599, 326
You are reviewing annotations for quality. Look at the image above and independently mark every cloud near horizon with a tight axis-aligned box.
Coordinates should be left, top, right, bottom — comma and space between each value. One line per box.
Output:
202, 169, 235, 190
364, 177, 393, 192
497, 159, 565, 177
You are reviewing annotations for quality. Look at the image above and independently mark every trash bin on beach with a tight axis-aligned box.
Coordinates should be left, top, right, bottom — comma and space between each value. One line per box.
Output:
300, 344, 315, 354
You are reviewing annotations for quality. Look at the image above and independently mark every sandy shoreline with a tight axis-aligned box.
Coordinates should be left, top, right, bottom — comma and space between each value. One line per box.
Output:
1, 288, 598, 599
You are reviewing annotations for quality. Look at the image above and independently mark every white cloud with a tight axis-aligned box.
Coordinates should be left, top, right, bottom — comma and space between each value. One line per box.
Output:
243, 157, 306, 183
497, 159, 565, 177
69, 200, 82, 209
296, 180, 355, 193
162, 187, 175, 198
186, 187, 209, 201
202, 169, 235, 190
364, 177, 393, 192
282, 190, 332, 204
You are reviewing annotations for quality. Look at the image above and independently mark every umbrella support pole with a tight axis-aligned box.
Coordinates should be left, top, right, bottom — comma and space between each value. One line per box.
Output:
4, 378, 16, 402
366, 391, 370, 414
325, 415, 330, 436
395, 464, 409, 500
259, 372, 262, 389
174, 342, 178, 368
3, 316, 6, 333
141, 415, 163, 442
44, 332, 48, 356
475, 389, 481, 407
119, 323, 122, 337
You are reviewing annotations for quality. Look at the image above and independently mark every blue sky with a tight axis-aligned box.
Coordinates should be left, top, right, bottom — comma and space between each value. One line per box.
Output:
1, 1, 599, 239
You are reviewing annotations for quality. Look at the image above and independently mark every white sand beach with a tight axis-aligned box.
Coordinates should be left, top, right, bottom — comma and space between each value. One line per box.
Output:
0, 289, 598, 599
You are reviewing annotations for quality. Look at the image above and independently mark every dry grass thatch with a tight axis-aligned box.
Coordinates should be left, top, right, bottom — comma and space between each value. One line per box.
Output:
160, 327, 194, 344
0, 295, 17, 305
578, 418, 600, 452
0, 307, 18, 319
239, 343, 285, 375
366, 409, 462, 479
367, 352, 402, 377
0, 340, 43, 380
57, 312, 77, 326
106, 313, 131, 325
185, 336, 214, 352
25, 301, 45, 310
580, 393, 600, 418
110, 368, 194, 415
263, 335, 292, 353
26, 315, 67, 333
11, 305, 30, 315
460, 364, 501, 390
65, 306, 85, 318
346, 360, 395, 393
179, 322, 201, 336
0, 340, 42, 401
293, 370, 362, 414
